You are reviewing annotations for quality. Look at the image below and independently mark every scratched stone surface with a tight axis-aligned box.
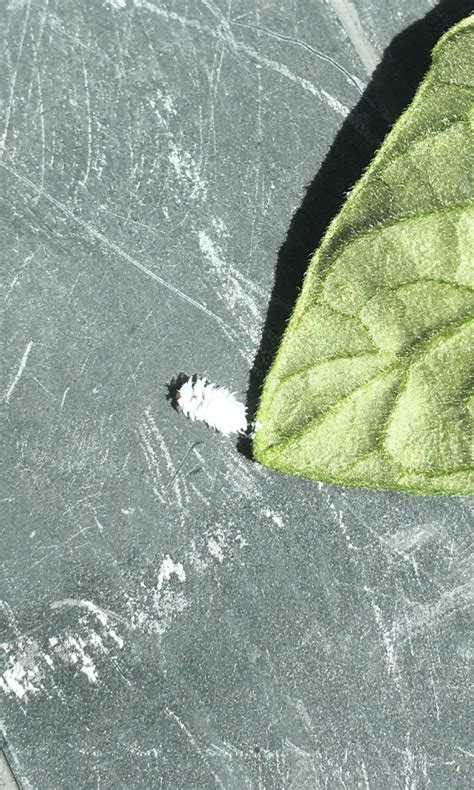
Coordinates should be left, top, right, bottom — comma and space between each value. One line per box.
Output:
1, 0, 473, 788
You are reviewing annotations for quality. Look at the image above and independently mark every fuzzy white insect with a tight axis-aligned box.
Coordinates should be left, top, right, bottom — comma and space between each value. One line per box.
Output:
175, 375, 248, 436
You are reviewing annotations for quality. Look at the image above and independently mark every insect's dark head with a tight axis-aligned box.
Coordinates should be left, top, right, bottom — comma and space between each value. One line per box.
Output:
166, 372, 190, 410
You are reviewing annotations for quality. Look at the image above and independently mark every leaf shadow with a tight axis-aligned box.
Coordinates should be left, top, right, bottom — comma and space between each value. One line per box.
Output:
238, 0, 472, 458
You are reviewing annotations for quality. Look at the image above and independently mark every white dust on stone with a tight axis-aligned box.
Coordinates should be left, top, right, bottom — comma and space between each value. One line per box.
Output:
1, 602, 126, 701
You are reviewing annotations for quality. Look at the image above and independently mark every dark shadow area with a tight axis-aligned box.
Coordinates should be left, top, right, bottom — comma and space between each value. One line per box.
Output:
166, 372, 191, 411
238, 0, 472, 458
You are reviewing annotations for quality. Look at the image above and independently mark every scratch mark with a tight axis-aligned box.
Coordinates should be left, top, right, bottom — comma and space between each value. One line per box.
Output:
365, 587, 397, 675
26, 371, 54, 397
80, 53, 92, 187
291, 698, 318, 742
201, 29, 225, 180
35, 65, 46, 198
198, 230, 262, 358
191, 446, 214, 483
321, 89, 350, 117
51, 598, 110, 626
166, 441, 204, 490
361, 761, 370, 789
455, 746, 474, 758
145, 408, 187, 510
4, 340, 33, 403
31, 522, 98, 567
134, 0, 349, 116
1, 0, 31, 155
98, 204, 163, 239
326, 0, 379, 75
165, 708, 226, 789
189, 482, 210, 505
93, 514, 105, 533
138, 421, 166, 504
59, 386, 69, 413
333, 506, 358, 550
425, 633, 441, 721
231, 20, 363, 94
0, 161, 237, 342
4, 252, 34, 302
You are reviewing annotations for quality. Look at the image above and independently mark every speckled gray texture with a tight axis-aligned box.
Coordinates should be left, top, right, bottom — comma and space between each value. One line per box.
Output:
0, 751, 19, 790
1, 1, 473, 788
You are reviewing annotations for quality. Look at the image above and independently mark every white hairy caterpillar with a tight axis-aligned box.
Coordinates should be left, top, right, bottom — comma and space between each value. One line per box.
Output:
171, 374, 249, 436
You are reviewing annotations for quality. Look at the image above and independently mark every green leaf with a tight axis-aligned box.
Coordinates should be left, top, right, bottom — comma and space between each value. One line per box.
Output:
254, 16, 474, 495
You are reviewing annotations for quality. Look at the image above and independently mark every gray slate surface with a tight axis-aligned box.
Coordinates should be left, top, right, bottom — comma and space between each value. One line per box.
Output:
1, 0, 473, 788
0, 751, 19, 790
